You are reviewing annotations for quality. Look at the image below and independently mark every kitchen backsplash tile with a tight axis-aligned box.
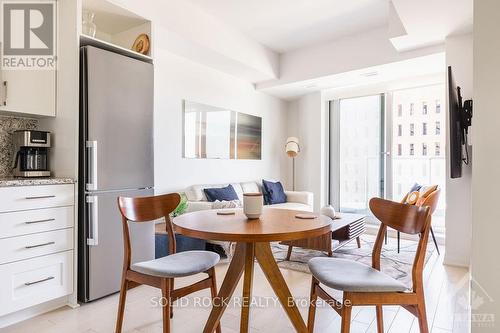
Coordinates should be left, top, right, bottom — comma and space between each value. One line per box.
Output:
0, 116, 38, 177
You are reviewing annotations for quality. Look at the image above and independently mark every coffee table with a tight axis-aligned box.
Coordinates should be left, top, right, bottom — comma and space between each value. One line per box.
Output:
173, 207, 332, 333
281, 213, 366, 259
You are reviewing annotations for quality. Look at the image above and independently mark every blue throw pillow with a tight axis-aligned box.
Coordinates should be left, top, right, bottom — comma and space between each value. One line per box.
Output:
262, 180, 287, 205
203, 185, 239, 202
409, 183, 422, 192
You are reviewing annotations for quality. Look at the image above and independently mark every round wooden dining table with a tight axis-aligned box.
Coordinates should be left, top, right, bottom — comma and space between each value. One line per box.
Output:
173, 207, 332, 333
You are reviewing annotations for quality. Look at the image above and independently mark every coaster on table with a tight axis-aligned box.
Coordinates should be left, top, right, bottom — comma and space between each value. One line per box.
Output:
295, 213, 317, 219
217, 211, 236, 215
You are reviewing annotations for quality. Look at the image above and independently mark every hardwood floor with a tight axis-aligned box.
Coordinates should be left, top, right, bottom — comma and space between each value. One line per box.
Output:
2, 242, 469, 333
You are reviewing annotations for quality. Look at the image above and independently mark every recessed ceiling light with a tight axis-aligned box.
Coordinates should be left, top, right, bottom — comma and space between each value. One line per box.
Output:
361, 71, 378, 77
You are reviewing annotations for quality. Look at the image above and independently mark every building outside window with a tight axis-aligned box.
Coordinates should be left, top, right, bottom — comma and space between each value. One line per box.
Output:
436, 100, 441, 113
410, 143, 414, 155
398, 124, 402, 136
398, 104, 402, 117
409, 103, 414, 115
422, 143, 427, 156
422, 102, 428, 114
398, 144, 402, 156
422, 122, 427, 135
435, 142, 441, 156
410, 123, 414, 136
436, 121, 441, 135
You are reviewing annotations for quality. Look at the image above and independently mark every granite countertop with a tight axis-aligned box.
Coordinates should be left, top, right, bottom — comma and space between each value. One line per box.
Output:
0, 177, 76, 187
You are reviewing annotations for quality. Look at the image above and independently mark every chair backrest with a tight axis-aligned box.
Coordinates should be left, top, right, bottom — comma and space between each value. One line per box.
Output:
117, 193, 181, 268
369, 197, 431, 293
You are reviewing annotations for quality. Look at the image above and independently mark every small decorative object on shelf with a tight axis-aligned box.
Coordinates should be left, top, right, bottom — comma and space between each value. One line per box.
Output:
132, 34, 150, 55
82, 10, 97, 37
243, 193, 263, 219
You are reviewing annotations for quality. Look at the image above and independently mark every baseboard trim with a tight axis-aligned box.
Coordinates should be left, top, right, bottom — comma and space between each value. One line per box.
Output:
443, 254, 470, 268
0, 295, 73, 329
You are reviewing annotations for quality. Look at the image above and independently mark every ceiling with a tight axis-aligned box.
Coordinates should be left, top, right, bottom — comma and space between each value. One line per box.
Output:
259, 53, 446, 100
186, 0, 388, 53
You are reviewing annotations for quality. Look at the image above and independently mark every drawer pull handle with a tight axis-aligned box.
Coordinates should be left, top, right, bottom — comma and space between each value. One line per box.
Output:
25, 241, 55, 249
25, 218, 55, 225
25, 276, 55, 286
25, 195, 56, 200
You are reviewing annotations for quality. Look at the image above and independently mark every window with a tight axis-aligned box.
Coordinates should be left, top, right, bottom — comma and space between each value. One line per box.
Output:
435, 142, 441, 156
436, 100, 441, 113
422, 122, 427, 135
410, 123, 415, 136
398, 144, 402, 156
409, 103, 414, 115
422, 102, 428, 115
410, 143, 415, 156
422, 143, 427, 156
398, 124, 402, 136
398, 104, 402, 117
435, 121, 441, 135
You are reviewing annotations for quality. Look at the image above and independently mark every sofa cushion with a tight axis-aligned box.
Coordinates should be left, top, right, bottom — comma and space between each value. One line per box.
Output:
204, 184, 239, 202
262, 180, 287, 205
186, 183, 243, 201
241, 181, 260, 194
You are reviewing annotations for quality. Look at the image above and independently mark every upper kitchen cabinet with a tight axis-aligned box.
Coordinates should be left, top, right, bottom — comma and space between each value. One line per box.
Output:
80, 0, 152, 62
0, 2, 57, 117
0, 67, 56, 117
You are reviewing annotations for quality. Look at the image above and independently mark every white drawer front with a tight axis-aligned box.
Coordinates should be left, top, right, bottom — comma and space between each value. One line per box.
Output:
0, 206, 74, 239
0, 184, 74, 213
0, 228, 73, 265
0, 251, 73, 316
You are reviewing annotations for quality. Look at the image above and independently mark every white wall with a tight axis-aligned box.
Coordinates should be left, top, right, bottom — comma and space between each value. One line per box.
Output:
444, 33, 473, 267
472, 0, 500, 330
286, 92, 328, 211
153, 48, 289, 194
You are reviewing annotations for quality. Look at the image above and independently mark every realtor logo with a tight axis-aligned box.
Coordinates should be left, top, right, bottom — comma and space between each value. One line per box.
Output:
1, 0, 56, 69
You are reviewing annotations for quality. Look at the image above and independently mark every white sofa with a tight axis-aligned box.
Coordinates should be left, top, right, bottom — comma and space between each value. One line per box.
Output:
184, 181, 313, 213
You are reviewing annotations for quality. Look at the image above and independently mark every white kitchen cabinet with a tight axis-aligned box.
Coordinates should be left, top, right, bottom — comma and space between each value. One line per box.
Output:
0, 68, 56, 117
0, 183, 75, 320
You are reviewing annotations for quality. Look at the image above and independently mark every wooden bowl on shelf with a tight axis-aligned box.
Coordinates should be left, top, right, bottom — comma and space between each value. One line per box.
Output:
131, 34, 150, 55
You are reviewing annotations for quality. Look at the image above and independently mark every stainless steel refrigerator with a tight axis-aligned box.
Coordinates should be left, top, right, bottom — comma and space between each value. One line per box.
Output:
78, 46, 154, 302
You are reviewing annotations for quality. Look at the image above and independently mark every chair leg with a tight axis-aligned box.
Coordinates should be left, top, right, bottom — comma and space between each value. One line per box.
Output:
416, 301, 429, 333
170, 279, 174, 319
207, 267, 222, 333
161, 278, 172, 333
286, 245, 293, 260
384, 229, 388, 245
430, 227, 440, 255
356, 236, 361, 248
307, 277, 319, 333
376, 305, 384, 333
340, 297, 352, 333
397, 231, 401, 253
115, 277, 128, 333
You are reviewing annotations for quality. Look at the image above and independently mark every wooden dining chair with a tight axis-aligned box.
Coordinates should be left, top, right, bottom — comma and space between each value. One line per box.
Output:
116, 193, 221, 333
397, 187, 441, 254
307, 197, 433, 333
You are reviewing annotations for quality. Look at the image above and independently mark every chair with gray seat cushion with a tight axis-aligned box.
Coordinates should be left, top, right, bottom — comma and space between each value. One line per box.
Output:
307, 197, 434, 333
115, 193, 221, 333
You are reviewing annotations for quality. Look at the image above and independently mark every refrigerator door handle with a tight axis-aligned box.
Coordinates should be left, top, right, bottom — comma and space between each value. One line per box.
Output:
86, 141, 98, 191
86, 195, 99, 246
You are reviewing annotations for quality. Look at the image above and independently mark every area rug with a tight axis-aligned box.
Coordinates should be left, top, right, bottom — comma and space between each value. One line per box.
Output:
272, 235, 435, 288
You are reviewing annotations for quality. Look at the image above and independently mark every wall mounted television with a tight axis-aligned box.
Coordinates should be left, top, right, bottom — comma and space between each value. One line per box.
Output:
448, 66, 473, 179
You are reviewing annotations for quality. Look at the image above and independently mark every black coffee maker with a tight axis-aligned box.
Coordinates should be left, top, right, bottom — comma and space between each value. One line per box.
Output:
12, 130, 51, 177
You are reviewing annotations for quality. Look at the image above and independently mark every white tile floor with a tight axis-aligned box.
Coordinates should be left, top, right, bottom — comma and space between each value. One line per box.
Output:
1, 242, 469, 333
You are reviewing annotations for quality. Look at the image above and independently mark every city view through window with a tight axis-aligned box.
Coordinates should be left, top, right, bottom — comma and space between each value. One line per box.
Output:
336, 85, 446, 233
